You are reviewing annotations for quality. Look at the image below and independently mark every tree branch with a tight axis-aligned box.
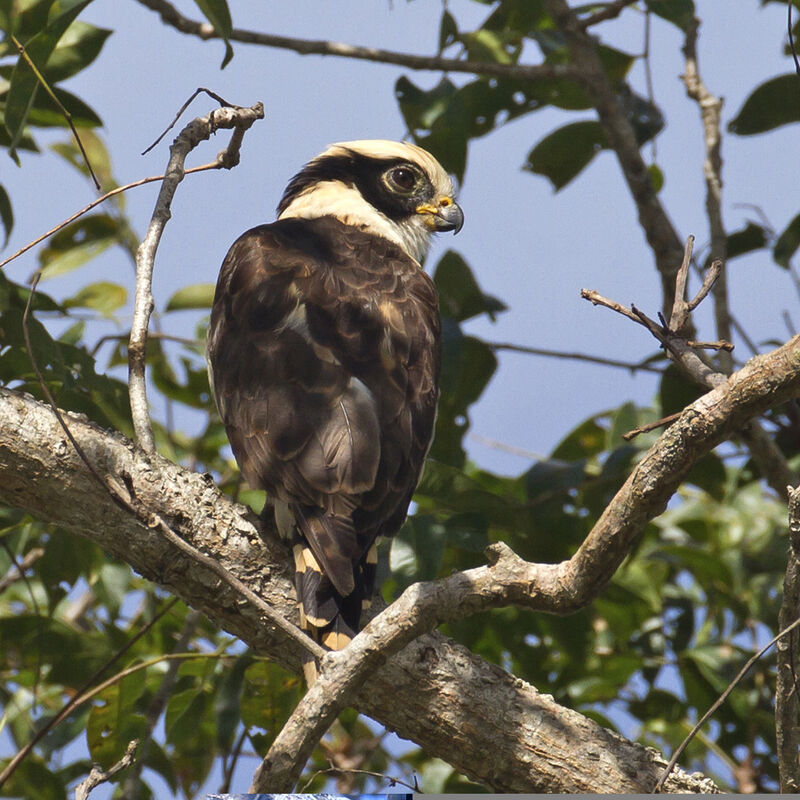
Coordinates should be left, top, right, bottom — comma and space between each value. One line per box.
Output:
0, 382, 762, 791
543, 0, 689, 322
682, 18, 732, 372
134, 0, 578, 83
777, 485, 800, 792
584, 236, 798, 500
129, 101, 264, 450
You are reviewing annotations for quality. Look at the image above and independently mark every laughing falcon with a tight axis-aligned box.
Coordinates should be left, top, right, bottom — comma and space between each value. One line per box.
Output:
207, 140, 463, 656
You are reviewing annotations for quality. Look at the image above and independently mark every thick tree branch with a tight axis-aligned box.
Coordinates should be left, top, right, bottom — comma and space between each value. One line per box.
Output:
0, 383, 766, 791
5, 328, 800, 788
135, 0, 577, 83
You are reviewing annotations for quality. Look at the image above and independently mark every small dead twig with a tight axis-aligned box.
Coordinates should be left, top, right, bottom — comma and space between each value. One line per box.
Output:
686, 339, 734, 352
583, 238, 730, 392
488, 340, 664, 374
789, 0, 800, 79
622, 412, 682, 441
142, 87, 238, 155
299, 765, 419, 793
75, 739, 139, 800
129, 99, 264, 451
579, 289, 642, 324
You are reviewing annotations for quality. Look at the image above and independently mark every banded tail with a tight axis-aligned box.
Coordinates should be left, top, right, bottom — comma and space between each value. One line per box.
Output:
282, 504, 380, 683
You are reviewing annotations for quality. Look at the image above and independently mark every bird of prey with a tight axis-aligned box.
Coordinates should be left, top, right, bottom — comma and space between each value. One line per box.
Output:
207, 140, 463, 667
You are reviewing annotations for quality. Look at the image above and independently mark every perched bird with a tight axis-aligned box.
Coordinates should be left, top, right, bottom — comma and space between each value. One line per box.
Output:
207, 140, 463, 672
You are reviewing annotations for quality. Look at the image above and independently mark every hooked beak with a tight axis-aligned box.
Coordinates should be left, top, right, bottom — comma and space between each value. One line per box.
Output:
416, 197, 464, 234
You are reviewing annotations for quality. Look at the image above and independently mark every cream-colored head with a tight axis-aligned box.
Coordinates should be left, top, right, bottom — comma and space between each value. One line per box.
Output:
277, 140, 463, 263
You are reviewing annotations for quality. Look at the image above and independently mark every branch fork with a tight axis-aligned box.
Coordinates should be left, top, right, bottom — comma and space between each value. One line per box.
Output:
129, 97, 265, 451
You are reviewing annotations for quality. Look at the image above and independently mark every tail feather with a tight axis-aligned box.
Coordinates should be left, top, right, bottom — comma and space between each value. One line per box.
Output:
277, 501, 383, 683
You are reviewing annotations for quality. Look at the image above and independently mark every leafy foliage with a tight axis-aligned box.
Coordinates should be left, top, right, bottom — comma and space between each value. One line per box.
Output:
1, 0, 800, 797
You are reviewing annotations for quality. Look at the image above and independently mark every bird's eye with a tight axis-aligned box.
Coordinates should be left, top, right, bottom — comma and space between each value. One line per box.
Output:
387, 166, 417, 193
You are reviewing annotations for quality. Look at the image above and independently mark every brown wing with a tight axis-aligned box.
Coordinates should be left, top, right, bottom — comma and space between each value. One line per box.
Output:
207, 216, 440, 644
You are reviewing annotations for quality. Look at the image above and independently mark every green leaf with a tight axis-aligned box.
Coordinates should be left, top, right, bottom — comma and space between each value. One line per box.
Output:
525, 120, 607, 190
3, 0, 96, 156
728, 74, 800, 136
63, 281, 127, 316
87, 671, 148, 768
192, 0, 233, 67
395, 514, 446, 581
433, 250, 506, 322
659, 363, 702, 416
774, 212, 800, 268
20, 85, 102, 127
396, 72, 592, 182
165, 282, 216, 311
724, 221, 768, 262
438, 8, 458, 51
431, 322, 497, 466
647, 163, 664, 192
38, 213, 118, 276
42, 21, 112, 83
0, 756, 67, 800
644, 0, 696, 31
0, 182, 12, 246
458, 29, 515, 64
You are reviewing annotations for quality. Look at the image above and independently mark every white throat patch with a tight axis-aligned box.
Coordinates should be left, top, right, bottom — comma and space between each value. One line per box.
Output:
278, 180, 433, 264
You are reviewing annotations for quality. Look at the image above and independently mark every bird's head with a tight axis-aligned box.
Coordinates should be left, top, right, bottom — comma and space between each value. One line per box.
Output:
277, 139, 463, 263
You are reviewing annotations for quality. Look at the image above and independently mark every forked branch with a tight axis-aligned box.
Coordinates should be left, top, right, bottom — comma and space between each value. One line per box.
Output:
129, 98, 264, 450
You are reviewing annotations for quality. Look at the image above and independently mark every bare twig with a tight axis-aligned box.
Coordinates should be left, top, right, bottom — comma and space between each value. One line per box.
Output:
142, 87, 236, 155
789, 0, 800, 79
584, 238, 797, 500
776, 485, 800, 792
656, 613, 800, 792
686, 339, 733, 352
580, 289, 643, 324
300, 766, 419, 793
682, 20, 731, 371
91, 331, 201, 359
75, 739, 139, 800
129, 100, 264, 451
623, 412, 682, 441
488, 340, 663, 374
135, 0, 578, 83
468, 432, 547, 462
668, 235, 694, 331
